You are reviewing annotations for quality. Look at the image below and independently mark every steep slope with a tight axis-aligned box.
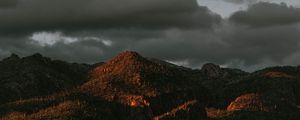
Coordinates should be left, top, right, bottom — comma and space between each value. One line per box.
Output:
253, 66, 300, 79
254, 66, 300, 105
0, 53, 90, 104
227, 93, 275, 112
208, 67, 300, 120
80, 51, 210, 119
0, 90, 151, 120
222, 71, 300, 110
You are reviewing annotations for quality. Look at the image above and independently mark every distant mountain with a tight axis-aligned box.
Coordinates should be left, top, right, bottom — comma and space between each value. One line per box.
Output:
0, 51, 299, 120
0, 53, 90, 104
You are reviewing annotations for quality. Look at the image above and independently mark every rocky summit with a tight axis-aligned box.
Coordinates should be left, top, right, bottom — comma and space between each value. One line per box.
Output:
80, 51, 209, 119
0, 51, 300, 120
202, 63, 224, 78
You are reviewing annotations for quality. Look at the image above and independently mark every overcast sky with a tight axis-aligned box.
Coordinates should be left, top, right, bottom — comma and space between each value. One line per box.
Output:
1, 0, 300, 71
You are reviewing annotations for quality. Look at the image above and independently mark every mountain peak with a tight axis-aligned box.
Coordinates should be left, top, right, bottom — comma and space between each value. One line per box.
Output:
201, 63, 223, 78
202, 63, 220, 69
81, 51, 209, 118
106, 51, 148, 65
2, 53, 20, 62
9, 53, 20, 59
114, 51, 143, 60
31, 53, 43, 58
117, 51, 140, 57
23, 53, 52, 64
10, 53, 19, 58
87, 51, 151, 84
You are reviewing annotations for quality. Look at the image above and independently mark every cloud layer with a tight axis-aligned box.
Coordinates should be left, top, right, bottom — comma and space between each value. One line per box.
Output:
1, 0, 300, 72
0, 0, 221, 34
230, 2, 300, 26
0, 0, 18, 8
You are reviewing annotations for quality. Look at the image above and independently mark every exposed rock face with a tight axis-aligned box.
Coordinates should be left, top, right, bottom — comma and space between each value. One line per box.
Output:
0, 53, 90, 104
149, 89, 208, 120
227, 93, 274, 112
81, 51, 209, 119
201, 63, 223, 78
254, 66, 300, 79
220, 73, 299, 113
263, 71, 295, 79
154, 100, 206, 120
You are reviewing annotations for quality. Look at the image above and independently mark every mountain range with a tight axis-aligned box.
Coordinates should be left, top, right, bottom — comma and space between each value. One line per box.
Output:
0, 51, 299, 120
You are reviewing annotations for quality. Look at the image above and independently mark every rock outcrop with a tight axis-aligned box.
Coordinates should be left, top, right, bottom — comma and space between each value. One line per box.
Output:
201, 63, 223, 78
227, 93, 274, 112
221, 73, 299, 113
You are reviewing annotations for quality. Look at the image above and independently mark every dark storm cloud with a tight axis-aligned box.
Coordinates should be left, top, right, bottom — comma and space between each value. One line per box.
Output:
0, 0, 18, 8
230, 2, 300, 26
0, 33, 114, 63
1, 23, 300, 71
0, 0, 221, 34
221, 23, 300, 66
224, 0, 257, 4
129, 23, 300, 71
1, 0, 300, 72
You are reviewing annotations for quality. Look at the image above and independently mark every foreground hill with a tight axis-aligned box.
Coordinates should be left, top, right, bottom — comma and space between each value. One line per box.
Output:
208, 66, 300, 120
